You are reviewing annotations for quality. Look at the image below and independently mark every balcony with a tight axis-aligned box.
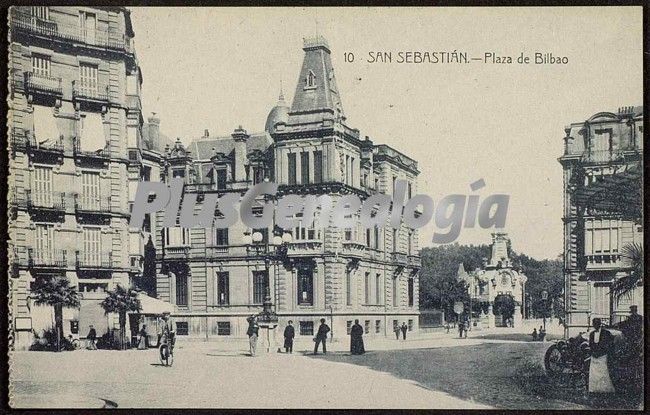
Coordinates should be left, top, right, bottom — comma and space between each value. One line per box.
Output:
408, 255, 421, 269
10, 9, 134, 54
72, 83, 110, 110
24, 72, 63, 97
76, 251, 115, 270
582, 150, 626, 164
163, 245, 190, 260
341, 241, 366, 259
74, 195, 111, 215
585, 253, 622, 270
391, 252, 408, 266
205, 246, 230, 258
26, 190, 66, 212
28, 248, 69, 269
286, 241, 323, 257
73, 137, 110, 162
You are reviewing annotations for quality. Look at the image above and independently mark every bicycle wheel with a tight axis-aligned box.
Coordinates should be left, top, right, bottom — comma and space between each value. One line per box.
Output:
159, 345, 169, 366
167, 350, 174, 367
544, 344, 564, 377
72, 339, 80, 350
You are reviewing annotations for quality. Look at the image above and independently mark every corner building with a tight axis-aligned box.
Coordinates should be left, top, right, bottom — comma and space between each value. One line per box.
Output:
156, 37, 421, 340
7, 6, 156, 350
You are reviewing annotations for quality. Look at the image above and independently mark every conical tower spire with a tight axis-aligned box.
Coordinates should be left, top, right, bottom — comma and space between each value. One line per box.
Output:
287, 36, 346, 126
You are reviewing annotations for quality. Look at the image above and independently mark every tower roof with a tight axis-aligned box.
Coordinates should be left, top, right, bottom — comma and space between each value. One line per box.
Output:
286, 36, 346, 127
265, 90, 290, 133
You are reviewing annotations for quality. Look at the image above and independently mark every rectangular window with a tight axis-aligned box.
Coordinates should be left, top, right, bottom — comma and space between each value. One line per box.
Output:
79, 112, 104, 153
165, 227, 190, 247
32, 54, 51, 77
216, 272, 229, 306
252, 271, 267, 304
175, 321, 188, 335
375, 320, 381, 334
301, 152, 310, 184
176, 274, 188, 306
215, 228, 229, 246
34, 224, 54, 263
217, 322, 231, 336
313, 150, 323, 183
350, 157, 355, 185
252, 167, 264, 185
376, 273, 381, 305
299, 321, 314, 336
393, 276, 399, 307
374, 227, 380, 249
31, 6, 49, 19
79, 11, 97, 44
33, 105, 59, 142
216, 169, 227, 190
345, 155, 350, 184
393, 229, 398, 252
346, 320, 352, 335
346, 269, 352, 306
408, 232, 412, 256
366, 228, 371, 247
591, 284, 610, 317
81, 171, 100, 210
408, 278, 414, 307
83, 227, 101, 266
364, 320, 370, 334
344, 229, 353, 241
33, 166, 53, 207
288, 153, 297, 185
408, 182, 412, 199
364, 272, 371, 304
408, 319, 413, 331
297, 268, 314, 306
79, 63, 98, 96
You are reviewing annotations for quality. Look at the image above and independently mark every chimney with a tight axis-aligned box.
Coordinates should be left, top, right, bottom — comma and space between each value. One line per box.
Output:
204, 129, 209, 138
231, 126, 249, 182
147, 112, 160, 144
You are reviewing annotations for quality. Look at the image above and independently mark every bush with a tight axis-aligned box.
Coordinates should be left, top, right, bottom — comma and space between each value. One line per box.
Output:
29, 328, 74, 351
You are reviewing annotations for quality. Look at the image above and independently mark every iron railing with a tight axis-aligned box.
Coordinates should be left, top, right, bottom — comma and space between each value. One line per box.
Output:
26, 190, 66, 211
24, 72, 63, 96
28, 248, 68, 268
76, 251, 114, 269
74, 195, 111, 213
10, 9, 133, 53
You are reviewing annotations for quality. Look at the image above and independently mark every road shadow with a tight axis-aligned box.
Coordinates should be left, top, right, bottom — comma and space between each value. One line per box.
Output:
205, 352, 251, 357
308, 342, 639, 410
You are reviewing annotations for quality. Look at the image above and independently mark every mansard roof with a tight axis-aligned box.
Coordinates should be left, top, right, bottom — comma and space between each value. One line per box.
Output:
186, 131, 272, 161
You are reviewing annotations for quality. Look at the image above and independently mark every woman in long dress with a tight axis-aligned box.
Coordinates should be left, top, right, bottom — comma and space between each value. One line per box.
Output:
350, 319, 365, 355
137, 324, 148, 350
588, 318, 615, 393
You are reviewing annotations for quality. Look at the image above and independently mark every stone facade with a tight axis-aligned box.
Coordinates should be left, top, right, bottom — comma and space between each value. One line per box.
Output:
154, 37, 422, 341
558, 107, 644, 336
6, 6, 160, 350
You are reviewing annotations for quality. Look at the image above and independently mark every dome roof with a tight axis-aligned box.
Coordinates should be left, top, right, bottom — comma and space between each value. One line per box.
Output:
265, 92, 289, 133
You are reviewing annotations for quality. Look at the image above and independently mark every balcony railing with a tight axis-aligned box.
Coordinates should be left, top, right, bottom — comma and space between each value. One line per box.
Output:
585, 253, 622, 270
73, 137, 110, 159
28, 248, 68, 268
408, 255, 421, 268
72, 83, 110, 103
10, 9, 133, 53
24, 72, 63, 96
163, 246, 190, 259
76, 251, 114, 269
286, 241, 323, 256
26, 190, 66, 211
75, 195, 111, 214
391, 252, 409, 266
341, 241, 366, 258
582, 150, 626, 163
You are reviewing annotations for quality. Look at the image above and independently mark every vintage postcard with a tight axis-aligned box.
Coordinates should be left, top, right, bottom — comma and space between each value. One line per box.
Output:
5, 5, 644, 410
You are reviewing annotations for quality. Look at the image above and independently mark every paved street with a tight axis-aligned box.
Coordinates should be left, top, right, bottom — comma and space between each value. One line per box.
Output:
9, 325, 639, 410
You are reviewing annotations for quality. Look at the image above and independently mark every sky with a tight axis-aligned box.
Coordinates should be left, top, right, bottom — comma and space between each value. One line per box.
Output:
129, 7, 643, 260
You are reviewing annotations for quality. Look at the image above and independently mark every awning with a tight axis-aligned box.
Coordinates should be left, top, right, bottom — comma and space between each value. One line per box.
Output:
573, 163, 642, 220
136, 293, 174, 315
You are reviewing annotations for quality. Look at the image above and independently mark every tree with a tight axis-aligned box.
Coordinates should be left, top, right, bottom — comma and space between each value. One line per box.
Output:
611, 242, 643, 300
100, 285, 141, 350
30, 276, 80, 352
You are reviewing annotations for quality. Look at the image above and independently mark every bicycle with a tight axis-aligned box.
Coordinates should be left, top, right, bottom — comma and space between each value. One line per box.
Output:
158, 331, 175, 366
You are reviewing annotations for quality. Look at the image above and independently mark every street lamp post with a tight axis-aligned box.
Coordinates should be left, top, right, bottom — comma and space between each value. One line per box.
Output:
541, 290, 548, 331
243, 229, 292, 353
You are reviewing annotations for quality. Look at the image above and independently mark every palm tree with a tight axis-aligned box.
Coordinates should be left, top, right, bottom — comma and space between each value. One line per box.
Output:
610, 242, 643, 300
30, 276, 80, 352
100, 285, 141, 350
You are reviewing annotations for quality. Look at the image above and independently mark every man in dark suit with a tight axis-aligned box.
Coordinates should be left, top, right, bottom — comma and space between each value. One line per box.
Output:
313, 318, 330, 355
283, 320, 295, 354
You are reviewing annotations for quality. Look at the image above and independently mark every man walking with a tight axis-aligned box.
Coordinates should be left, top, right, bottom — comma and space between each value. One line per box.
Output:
247, 315, 259, 356
350, 319, 365, 355
313, 318, 330, 355
394, 324, 401, 340
283, 320, 295, 354
86, 325, 97, 350
400, 322, 408, 340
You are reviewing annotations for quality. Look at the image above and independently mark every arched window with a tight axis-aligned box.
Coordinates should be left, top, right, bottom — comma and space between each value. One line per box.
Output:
306, 71, 316, 88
